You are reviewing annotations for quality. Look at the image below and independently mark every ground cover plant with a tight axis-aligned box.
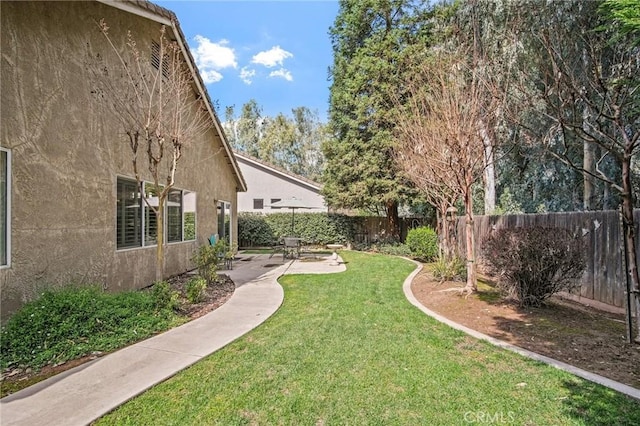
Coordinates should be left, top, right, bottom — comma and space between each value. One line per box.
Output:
97, 252, 640, 425
0, 274, 235, 397
0, 286, 184, 372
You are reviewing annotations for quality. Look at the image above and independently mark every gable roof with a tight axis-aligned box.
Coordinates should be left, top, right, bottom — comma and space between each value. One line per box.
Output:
234, 151, 323, 193
97, 0, 247, 192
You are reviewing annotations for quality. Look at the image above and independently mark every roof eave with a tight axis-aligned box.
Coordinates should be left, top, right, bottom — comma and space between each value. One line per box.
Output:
97, 0, 248, 192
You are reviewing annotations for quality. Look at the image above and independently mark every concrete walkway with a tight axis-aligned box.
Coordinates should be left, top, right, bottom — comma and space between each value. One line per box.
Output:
0, 253, 345, 426
3, 253, 638, 425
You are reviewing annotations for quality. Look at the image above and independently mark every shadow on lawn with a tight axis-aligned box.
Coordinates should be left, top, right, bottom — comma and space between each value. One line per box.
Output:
559, 378, 640, 425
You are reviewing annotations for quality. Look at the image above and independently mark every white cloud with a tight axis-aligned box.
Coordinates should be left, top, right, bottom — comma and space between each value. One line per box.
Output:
192, 35, 237, 83
269, 68, 293, 81
251, 46, 293, 68
240, 67, 256, 85
199, 69, 224, 84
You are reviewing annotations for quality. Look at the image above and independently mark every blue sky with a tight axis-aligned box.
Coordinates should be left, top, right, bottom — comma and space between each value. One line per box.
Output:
157, 1, 340, 122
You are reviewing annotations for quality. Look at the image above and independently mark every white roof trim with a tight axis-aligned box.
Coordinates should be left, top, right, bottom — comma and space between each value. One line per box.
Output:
96, 0, 172, 26
97, 0, 248, 192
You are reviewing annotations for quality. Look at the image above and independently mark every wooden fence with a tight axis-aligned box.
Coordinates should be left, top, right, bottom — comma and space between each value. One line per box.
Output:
352, 217, 429, 245
454, 209, 640, 310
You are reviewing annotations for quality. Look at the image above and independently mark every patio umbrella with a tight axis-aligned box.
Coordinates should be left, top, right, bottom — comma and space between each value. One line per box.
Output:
269, 197, 314, 235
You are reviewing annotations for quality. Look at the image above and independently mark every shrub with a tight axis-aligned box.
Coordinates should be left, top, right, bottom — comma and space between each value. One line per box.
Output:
238, 212, 361, 248
185, 277, 207, 304
375, 243, 413, 257
405, 226, 439, 262
191, 243, 222, 285
151, 281, 179, 311
432, 255, 466, 282
0, 286, 180, 370
482, 227, 586, 307
237, 213, 275, 247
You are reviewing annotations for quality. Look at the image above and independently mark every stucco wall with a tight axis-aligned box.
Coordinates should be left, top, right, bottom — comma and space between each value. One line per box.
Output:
237, 157, 327, 214
0, 1, 240, 319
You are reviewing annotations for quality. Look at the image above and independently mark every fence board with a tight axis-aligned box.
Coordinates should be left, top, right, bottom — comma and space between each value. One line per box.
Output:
454, 209, 640, 310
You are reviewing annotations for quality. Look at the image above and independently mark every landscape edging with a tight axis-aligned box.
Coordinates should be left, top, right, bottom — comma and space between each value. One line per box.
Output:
400, 258, 640, 402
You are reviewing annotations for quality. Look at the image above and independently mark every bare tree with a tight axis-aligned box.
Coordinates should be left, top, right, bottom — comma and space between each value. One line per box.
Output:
507, 2, 640, 341
393, 51, 491, 293
536, 30, 640, 342
94, 21, 212, 281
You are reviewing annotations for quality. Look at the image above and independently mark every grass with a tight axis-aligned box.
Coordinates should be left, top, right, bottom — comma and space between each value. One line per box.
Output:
96, 251, 640, 425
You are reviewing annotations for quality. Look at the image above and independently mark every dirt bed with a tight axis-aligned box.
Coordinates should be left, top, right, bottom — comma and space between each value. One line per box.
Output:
410, 268, 640, 389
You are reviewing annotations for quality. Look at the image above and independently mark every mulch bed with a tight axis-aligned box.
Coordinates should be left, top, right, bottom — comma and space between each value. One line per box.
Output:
410, 268, 640, 389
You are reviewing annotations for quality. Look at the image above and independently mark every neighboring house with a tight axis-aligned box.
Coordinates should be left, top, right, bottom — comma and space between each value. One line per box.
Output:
235, 152, 327, 214
0, 0, 247, 319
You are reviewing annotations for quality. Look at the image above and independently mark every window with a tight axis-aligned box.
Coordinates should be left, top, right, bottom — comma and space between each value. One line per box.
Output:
167, 189, 182, 243
217, 201, 232, 243
253, 199, 264, 210
183, 191, 196, 241
270, 198, 281, 209
143, 183, 160, 246
116, 178, 142, 249
1, 148, 10, 267
116, 177, 196, 250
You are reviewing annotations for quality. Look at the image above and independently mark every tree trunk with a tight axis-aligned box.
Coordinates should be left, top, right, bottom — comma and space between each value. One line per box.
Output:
480, 121, 496, 214
621, 155, 640, 343
583, 137, 597, 210
582, 49, 596, 211
156, 198, 165, 283
464, 186, 477, 293
386, 200, 400, 242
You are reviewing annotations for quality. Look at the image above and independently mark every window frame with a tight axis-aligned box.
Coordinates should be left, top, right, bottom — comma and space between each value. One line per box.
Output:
270, 198, 282, 209
253, 198, 264, 210
217, 200, 232, 244
116, 177, 196, 251
1, 148, 11, 268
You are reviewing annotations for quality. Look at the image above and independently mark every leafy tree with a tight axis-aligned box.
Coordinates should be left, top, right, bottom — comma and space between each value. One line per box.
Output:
222, 105, 238, 148
599, 0, 640, 43
236, 99, 263, 157
226, 101, 326, 182
324, 0, 432, 240
260, 113, 297, 170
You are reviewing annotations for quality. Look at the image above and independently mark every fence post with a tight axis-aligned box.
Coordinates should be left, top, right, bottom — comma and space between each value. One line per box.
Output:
620, 205, 634, 344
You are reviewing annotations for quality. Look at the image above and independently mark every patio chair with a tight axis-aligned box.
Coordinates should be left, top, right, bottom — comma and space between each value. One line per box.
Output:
269, 239, 284, 259
207, 234, 233, 270
283, 237, 301, 261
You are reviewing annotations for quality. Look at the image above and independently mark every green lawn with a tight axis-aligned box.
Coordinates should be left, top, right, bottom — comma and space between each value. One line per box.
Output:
97, 251, 640, 425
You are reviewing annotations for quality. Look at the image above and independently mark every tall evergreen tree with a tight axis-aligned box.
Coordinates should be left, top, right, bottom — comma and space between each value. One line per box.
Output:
323, 0, 433, 239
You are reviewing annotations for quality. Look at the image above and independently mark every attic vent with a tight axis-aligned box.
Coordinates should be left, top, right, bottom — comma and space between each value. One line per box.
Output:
151, 41, 170, 79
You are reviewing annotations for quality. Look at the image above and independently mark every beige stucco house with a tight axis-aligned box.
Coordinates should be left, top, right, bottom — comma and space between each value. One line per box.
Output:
235, 152, 327, 214
0, 0, 247, 319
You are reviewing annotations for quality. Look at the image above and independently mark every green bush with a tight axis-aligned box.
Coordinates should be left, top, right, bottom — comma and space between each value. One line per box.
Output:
482, 227, 586, 307
375, 243, 412, 257
406, 226, 439, 262
0, 286, 180, 370
151, 281, 179, 311
432, 255, 466, 282
185, 277, 207, 304
191, 243, 223, 285
238, 212, 360, 247
237, 213, 275, 247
